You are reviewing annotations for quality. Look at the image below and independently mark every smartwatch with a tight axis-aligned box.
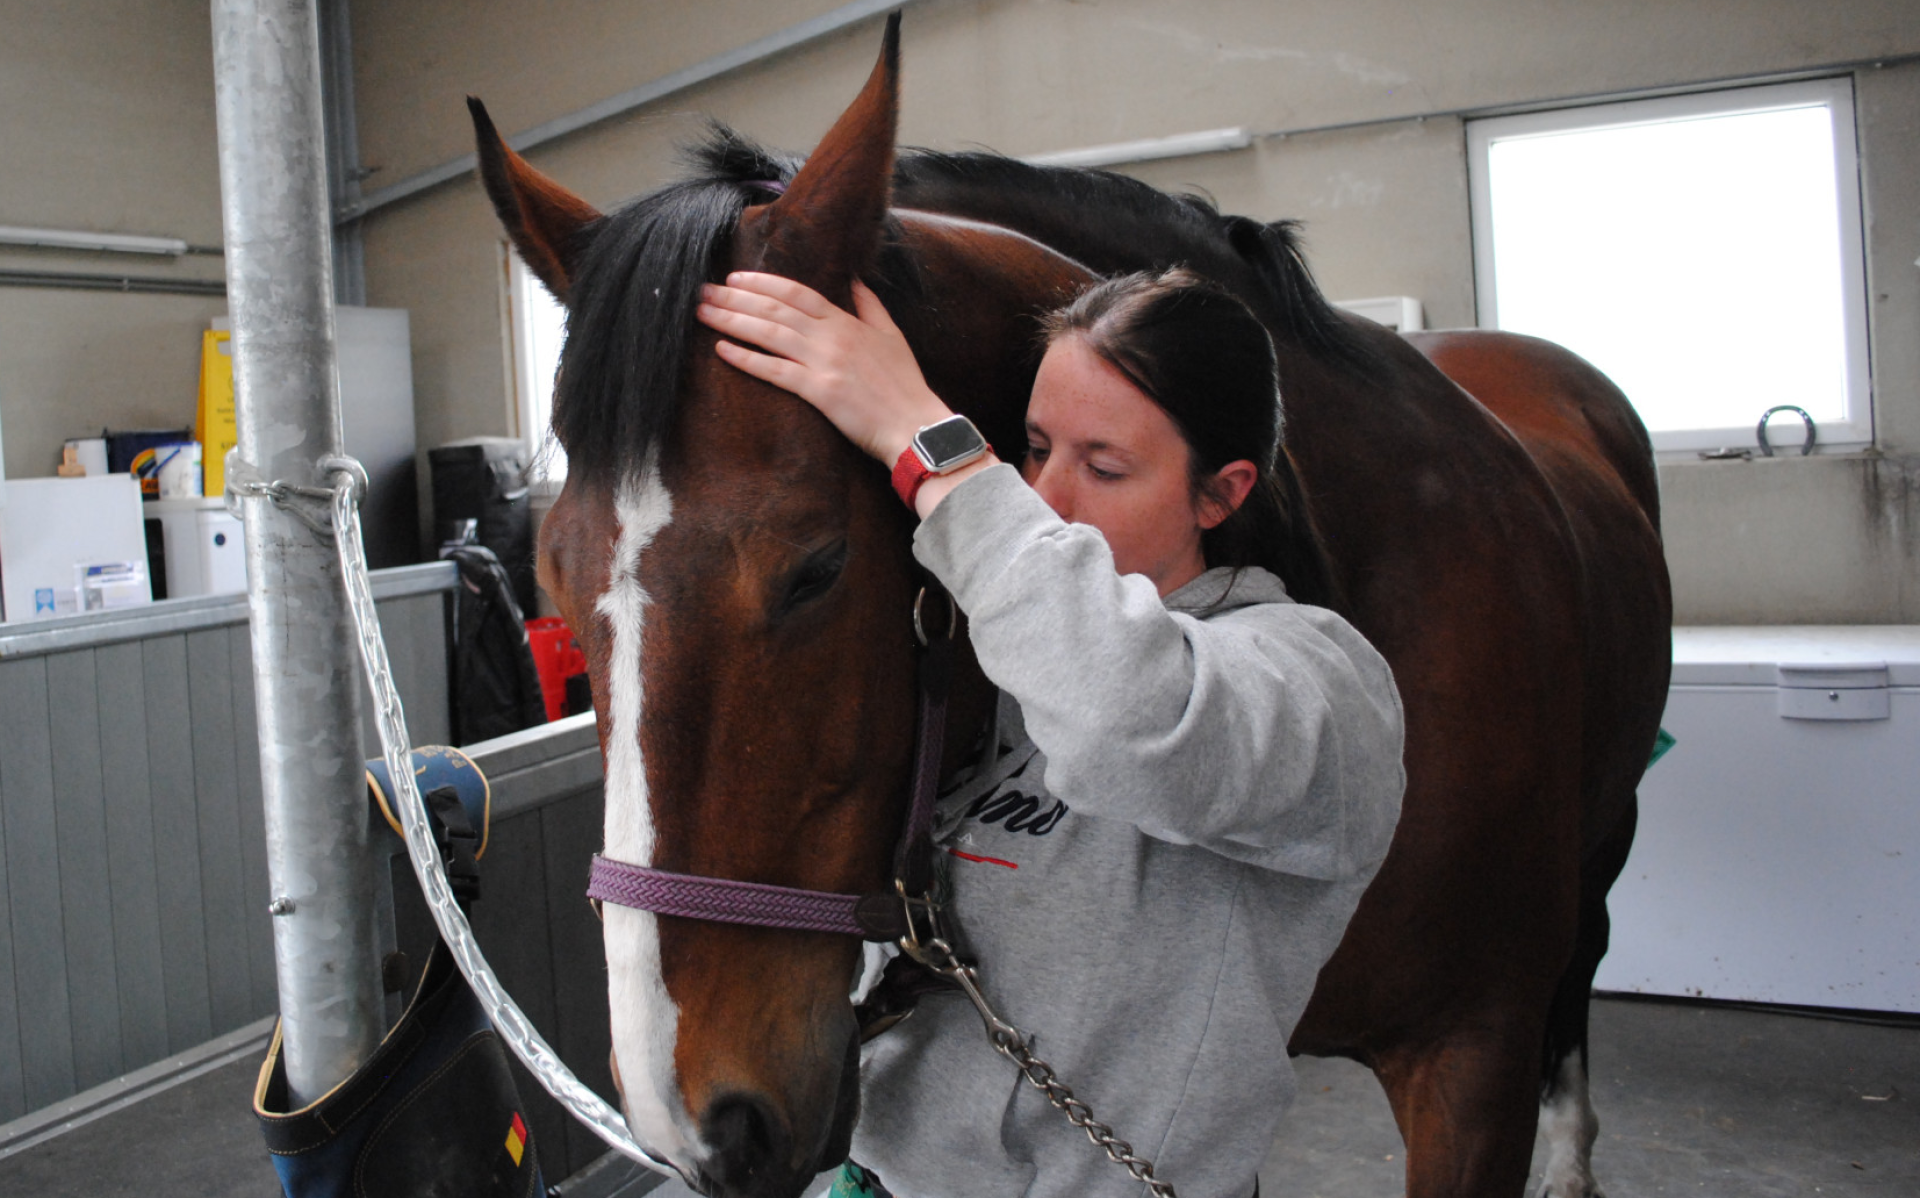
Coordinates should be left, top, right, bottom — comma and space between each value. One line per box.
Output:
891, 414, 989, 508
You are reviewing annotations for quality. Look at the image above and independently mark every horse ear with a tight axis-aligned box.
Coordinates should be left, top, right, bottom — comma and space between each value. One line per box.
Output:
468, 97, 601, 303
740, 13, 900, 300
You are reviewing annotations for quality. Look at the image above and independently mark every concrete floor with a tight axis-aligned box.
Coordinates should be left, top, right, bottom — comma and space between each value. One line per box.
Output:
2, 996, 1911, 1197
1266, 997, 1915, 1198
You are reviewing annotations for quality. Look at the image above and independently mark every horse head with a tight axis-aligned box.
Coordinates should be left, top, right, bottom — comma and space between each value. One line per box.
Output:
474, 17, 1084, 1195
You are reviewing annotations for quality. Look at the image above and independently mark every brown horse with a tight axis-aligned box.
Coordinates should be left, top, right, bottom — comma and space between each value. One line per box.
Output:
472, 16, 1669, 1198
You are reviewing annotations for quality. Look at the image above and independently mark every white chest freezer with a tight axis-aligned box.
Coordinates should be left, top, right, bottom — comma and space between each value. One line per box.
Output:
1596, 625, 1920, 1012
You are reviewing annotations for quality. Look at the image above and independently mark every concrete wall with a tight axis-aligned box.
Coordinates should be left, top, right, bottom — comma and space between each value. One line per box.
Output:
22, 0, 1898, 624
0, 0, 229, 482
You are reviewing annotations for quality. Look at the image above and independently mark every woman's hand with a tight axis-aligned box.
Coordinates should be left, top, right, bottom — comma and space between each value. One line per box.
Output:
696, 273, 952, 466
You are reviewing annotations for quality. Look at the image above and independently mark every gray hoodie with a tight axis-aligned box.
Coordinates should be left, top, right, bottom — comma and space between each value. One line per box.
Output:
851, 464, 1406, 1198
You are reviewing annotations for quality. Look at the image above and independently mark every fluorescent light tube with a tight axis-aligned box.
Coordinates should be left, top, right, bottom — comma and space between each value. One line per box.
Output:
0, 225, 190, 256
1023, 127, 1252, 169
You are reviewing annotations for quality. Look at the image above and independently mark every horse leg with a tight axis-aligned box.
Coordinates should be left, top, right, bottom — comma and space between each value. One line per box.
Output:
1374, 1018, 1545, 1198
1535, 1007, 1601, 1198
1535, 799, 1638, 1198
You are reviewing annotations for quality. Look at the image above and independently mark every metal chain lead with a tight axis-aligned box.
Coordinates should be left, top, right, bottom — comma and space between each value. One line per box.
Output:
902, 931, 1177, 1196
310, 461, 678, 1180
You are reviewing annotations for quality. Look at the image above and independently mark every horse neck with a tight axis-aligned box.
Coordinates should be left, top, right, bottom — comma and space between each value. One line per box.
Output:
877, 212, 1092, 455
893, 171, 1265, 318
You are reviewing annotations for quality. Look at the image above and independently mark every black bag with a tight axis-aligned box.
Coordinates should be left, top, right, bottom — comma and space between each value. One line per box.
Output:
429, 438, 535, 615
445, 544, 548, 745
254, 763, 542, 1197
254, 940, 545, 1198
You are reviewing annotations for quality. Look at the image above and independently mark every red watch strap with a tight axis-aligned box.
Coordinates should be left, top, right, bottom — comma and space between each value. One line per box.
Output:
891, 447, 932, 509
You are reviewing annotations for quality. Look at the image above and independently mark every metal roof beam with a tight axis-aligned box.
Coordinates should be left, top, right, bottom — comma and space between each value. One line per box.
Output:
339, 0, 923, 224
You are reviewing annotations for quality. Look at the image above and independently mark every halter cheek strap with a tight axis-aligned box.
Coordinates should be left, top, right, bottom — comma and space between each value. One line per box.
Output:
586, 584, 957, 942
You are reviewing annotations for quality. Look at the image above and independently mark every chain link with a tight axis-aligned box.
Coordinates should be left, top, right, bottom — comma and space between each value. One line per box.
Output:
902, 930, 1177, 1196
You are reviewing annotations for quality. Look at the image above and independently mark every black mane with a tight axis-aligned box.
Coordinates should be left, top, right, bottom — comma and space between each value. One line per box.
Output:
891, 149, 1377, 374
552, 127, 800, 482
554, 128, 1373, 483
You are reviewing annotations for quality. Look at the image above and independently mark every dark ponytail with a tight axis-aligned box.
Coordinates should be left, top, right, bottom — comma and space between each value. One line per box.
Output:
1039, 267, 1337, 608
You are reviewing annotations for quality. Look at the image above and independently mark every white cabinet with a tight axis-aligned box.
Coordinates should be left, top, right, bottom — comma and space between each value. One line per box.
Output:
1597, 626, 1920, 1012
147, 497, 247, 597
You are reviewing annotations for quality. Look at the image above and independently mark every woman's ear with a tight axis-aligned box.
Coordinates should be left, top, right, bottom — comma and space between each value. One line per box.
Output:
1198, 460, 1259, 530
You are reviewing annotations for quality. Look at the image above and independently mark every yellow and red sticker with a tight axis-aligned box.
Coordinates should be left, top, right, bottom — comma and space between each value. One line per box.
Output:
505, 1112, 528, 1166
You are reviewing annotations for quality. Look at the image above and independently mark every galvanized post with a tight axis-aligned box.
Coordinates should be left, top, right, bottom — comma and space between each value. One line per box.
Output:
211, 0, 385, 1104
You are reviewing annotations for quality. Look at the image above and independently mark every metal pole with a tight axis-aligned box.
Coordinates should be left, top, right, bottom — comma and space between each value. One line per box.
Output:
211, 0, 384, 1104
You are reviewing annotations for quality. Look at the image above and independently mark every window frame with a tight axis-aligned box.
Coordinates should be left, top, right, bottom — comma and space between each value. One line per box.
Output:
503, 247, 569, 484
1466, 77, 1873, 455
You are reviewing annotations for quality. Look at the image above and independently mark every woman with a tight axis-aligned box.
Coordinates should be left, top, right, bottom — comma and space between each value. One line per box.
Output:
697, 267, 1405, 1198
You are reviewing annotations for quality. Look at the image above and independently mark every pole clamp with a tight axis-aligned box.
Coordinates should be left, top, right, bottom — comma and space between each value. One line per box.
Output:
225, 450, 370, 539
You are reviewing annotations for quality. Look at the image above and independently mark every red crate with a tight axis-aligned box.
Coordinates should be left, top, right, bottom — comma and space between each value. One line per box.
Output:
526, 617, 587, 723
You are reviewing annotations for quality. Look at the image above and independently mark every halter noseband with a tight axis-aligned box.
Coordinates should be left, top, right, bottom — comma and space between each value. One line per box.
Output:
586, 584, 958, 942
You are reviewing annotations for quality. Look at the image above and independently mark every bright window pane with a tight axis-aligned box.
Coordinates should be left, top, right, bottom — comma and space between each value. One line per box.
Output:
513, 254, 569, 482
1484, 103, 1850, 435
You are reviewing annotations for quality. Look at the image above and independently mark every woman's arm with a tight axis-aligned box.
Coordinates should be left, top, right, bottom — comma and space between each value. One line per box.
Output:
695, 273, 995, 516
919, 465, 1405, 880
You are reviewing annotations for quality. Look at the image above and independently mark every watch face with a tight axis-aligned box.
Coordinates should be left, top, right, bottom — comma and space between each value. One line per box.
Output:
915, 416, 988, 471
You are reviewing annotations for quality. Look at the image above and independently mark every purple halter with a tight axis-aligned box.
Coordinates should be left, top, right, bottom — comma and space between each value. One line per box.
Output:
587, 586, 956, 942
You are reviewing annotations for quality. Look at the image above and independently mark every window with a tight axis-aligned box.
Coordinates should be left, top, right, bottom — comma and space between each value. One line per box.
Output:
506, 249, 569, 482
1468, 79, 1870, 454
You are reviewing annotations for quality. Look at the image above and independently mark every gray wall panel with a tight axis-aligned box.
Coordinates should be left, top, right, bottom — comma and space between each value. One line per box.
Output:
367, 592, 450, 751
0, 658, 76, 1109
95, 640, 168, 1073
142, 634, 212, 1052
184, 628, 249, 1035
45, 650, 123, 1091
406, 593, 451, 747
539, 789, 615, 1175
0, 572, 455, 1120
0, 676, 21, 1123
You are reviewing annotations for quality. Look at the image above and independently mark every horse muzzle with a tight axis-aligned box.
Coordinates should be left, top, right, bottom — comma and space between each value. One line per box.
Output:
690, 1029, 861, 1198
695, 1092, 796, 1197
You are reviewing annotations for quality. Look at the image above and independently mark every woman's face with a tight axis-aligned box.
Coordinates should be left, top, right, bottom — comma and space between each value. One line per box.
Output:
1023, 336, 1228, 596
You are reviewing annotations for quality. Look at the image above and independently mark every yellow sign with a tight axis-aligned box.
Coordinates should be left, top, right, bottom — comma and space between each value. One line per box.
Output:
195, 329, 236, 495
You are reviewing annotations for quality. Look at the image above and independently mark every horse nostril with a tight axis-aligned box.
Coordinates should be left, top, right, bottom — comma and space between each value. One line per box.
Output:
702, 1093, 790, 1191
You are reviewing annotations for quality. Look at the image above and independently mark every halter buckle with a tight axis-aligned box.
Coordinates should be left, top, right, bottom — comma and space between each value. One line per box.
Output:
912, 586, 959, 647
893, 877, 947, 958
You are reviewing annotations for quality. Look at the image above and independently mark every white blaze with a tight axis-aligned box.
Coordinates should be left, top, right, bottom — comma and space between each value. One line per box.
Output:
596, 464, 701, 1164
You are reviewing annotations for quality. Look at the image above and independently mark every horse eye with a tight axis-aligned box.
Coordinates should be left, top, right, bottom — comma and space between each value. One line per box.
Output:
780, 542, 847, 613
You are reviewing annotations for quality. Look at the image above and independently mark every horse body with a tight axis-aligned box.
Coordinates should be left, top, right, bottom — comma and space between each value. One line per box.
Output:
475, 18, 1669, 1198
893, 163, 1672, 1193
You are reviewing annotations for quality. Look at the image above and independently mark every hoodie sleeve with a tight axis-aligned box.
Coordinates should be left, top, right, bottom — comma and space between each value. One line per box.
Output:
912, 463, 1404, 879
